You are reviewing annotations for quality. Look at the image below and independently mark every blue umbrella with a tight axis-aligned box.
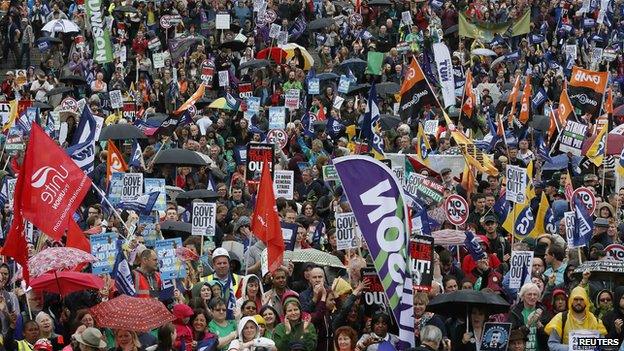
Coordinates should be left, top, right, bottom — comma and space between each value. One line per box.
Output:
339, 58, 367, 72
316, 72, 340, 81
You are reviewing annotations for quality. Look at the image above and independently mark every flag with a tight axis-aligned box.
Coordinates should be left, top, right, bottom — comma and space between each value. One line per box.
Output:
564, 171, 574, 202
549, 82, 574, 137
1, 100, 18, 132
311, 220, 325, 247
66, 219, 90, 253
67, 106, 103, 173
453, 130, 499, 175
464, 230, 486, 261
460, 163, 475, 196
128, 139, 145, 169
415, 123, 431, 162
432, 42, 455, 108
173, 84, 205, 115
155, 115, 180, 136
334, 156, 414, 349
326, 115, 345, 140
530, 193, 551, 237
518, 76, 532, 124
13, 107, 38, 136
568, 66, 608, 118
536, 132, 552, 163
507, 76, 521, 124
316, 102, 326, 121
532, 88, 547, 110
572, 195, 594, 247
364, 83, 385, 158
526, 160, 535, 201
459, 11, 530, 41
606, 88, 614, 115
106, 141, 128, 184
301, 111, 315, 138
115, 192, 159, 215
134, 119, 159, 136
111, 239, 136, 296
399, 58, 436, 121
587, 124, 607, 166
462, 71, 475, 118
251, 158, 285, 274
493, 190, 510, 222
366, 51, 384, 75
617, 147, 624, 177
206, 172, 216, 191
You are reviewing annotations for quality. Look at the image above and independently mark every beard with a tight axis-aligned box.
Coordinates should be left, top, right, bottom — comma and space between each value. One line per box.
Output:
572, 304, 585, 313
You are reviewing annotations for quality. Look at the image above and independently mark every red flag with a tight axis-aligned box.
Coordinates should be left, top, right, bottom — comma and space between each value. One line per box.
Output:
518, 76, 532, 124
251, 158, 284, 274
66, 220, 90, 253
106, 140, 128, 184
316, 103, 326, 121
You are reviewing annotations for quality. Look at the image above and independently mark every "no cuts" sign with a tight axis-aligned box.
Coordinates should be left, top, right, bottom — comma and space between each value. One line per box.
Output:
444, 194, 469, 226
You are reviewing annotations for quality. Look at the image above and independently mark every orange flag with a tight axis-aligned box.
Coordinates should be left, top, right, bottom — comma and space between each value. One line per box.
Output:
518, 76, 532, 124
549, 82, 574, 137
507, 76, 521, 124
173, 83, 206, 115
106, 140, 128, 184
462, 71, 475, 118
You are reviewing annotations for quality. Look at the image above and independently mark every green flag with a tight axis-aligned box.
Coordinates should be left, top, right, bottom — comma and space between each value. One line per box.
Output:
459, 11, 530, 42
366, 51, 384, 75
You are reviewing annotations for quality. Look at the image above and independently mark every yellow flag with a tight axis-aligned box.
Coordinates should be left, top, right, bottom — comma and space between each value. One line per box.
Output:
586, 125, 607, 166
414, 123, 431, 166
2, 100, 18, 132
443, 112, 499, 176
526, 160, 535, 202
528, 193, 550, 238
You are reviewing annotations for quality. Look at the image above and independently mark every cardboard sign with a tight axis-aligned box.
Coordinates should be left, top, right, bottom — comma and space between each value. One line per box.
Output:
218, 70, 229, 87
401, 11, 413, 25
335, 212, 361, 250
410, 235, 434, 291
273, 170, 294, 200
155, 238, 186, 280
480, 322, 512, 351
322, 165, 340, 182
121, 173, 143, 201
268, 107, 286, 129
308, 78, 320, 95
90, 232, 117, 275
505, 165, 527, 204
246, 143, 274, 184
238, 83, 253, 99
445, 194, 469, 226
509, 251, 534, 289
201, 60, 215, 86
285, 89, 300, 110
144, 178, 166, 212
109, 90, 123, 109
139, 215, 158, 247
215, 13, 231, 29
338, 75, 352, 93
571, 187, 596, 216
424, 120, 439, 135
559, 121, 588, 156
191, 202, 216, 236
269, 23, 282, 39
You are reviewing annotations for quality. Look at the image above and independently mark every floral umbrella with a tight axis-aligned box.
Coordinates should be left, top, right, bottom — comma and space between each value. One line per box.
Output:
28, 247, 97, 278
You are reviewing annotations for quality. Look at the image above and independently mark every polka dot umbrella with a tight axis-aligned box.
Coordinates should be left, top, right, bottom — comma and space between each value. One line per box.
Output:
90, 294, 175, 333
28, 247, 98, 278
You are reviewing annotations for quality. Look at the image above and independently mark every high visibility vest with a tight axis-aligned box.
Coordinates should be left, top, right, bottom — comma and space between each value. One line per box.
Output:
201, 274, 241, 295
133, 270, 162, 298
17, 340, 33, 351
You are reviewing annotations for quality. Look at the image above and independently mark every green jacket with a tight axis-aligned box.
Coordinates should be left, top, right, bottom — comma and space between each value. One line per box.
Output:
273, 320, 317, 351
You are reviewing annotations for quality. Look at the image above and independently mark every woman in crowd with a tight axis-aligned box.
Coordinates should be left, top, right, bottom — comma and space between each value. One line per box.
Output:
272, 295, 317, 351
227, 316, 276, 351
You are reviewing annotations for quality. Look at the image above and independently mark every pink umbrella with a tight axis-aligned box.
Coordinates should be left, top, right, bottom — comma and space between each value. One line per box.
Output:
90, 295, 175, 332
28, 247, 97, 278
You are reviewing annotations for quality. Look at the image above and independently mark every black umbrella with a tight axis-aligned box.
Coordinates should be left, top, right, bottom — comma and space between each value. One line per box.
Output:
347, 83, 371, 95
60, 75, 87, 86
572, 260, 624, 284
46, 86, 73, 97
316, 72, 340, 81
240, 59, 271, 70
160, 221, 191, 241
195, 97, 213, 110
444, 24, 459, 35
219, 40, 246, 51
379, 114, 401, 130
376, 82, 400, 96
175, 190, 219, 206
153, 149, 210, 167
99, 124, 146, 140
339, 58, 367, 73
426, 290, 510, 318
308, 17, 335, 31
32, 101, 53, 111
113, 5, 139, 13
368, 0, 392, 5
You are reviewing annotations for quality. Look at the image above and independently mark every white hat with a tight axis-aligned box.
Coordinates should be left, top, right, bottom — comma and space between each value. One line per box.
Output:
212, 247, 230, 261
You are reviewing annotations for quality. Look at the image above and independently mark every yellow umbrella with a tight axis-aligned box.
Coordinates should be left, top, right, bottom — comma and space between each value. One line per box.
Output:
207, 98, 242, 111
279, 43, 315, 70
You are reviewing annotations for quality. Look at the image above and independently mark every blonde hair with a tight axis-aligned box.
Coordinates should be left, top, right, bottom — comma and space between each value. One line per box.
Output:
115, 329, 141, 349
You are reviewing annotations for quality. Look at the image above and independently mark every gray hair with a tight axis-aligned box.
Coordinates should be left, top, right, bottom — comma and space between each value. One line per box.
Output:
421, 325, 443, 345
518, 282, 541, 300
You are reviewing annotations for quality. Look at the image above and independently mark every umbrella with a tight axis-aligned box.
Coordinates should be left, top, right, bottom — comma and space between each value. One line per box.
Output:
113, 5, 139, 13
256, 47, 288, 63
153, 149, 211, 166
379, 114, 401, 130
333, 0, 353, 11
427, 290, 510, 317
582, 134, 624, 156
46, 86, 73, 97
279, 43, 314, 70
376, 82, 400, 96
316, 72, 340, 81
476, 83, 501, 105
347, 83, 371, 95
32, 101, 53, 111
432, 229, 466, 246
444, 25, 459, 35
239, 59, 271, 71
283, 249, 345, 268
28, 247, 98, 278
31, 271, 104, 296
195, 97, 214, 110
471, 48, 497, 56
614, 104, 624, 117
90, 295, 175, 333
490, 56, 507, 70
339, 58, 367, 73
36, 36, 62, 44
368, 0, 392, 5
175, 189, 219, 205
160, 220, 192, 240
208, 97, 242, 111
572, 260, 624, 284
42, 19, 80, 34
308, 17, 335, 31
99, 124, 146, 140
165, 185, 184, 202
60, 75, 87, 86
219, 40, 246, 51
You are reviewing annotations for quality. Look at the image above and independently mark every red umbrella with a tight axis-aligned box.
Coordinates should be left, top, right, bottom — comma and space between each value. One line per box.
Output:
256, 47, 288, 63
90, 295, 175, 332
581, 133, 624, 156
614, 104, 624, 117
28, 247, 97, 278
30, 271, 104, 296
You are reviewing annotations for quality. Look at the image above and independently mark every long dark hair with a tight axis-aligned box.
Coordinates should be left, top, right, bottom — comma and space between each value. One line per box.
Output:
157, 323, 175, 351
190, 310, 211, 341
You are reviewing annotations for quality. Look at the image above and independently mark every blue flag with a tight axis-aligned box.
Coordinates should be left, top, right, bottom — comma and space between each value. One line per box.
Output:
536, 132, 552, 163
67, 106, 99, 173
301, 111, 315, 138
128, 140, 145, 169
111, 239, 136, 296
311, 220, 325, 247
115, 192, 159, 215
532, 88, 547, 110
206, 172, 217, 191
573, 195, 594, 247
464, 231, 486, 261
365, 83, 384, 155
326, 116, 345, 139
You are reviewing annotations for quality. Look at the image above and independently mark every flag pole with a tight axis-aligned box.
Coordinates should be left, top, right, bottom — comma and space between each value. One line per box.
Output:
91, 184, 129, 239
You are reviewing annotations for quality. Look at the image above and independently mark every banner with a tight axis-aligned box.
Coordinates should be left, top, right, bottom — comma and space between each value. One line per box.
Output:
334, 156, 415, 348
399, 59, 435, 121
121, 173, 143, 201
144, 178, 166, 212
432, 43, 455, 108
559, 121, 588, 156
246, 143, 274, 184
459, 11, 530, 41
155, 238, 186, 280
409, 235, 434, 291
273, 170, 294, 200
86, 0, 113, 63
90, 232, 117, 275
366, 51, 384, 75
191, 202, 216, 236
403, 172, 444, 206
568, 66, 609, 118
509, 251, 533, 289
335, 212, 361, 250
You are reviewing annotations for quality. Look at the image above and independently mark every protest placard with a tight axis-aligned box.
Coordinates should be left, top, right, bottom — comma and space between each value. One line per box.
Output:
564, 211, 578, 248
90, 232, 117, 275
277, 31, 288, 45
121, 173, 143, 201
509, 251, 534, 289
285, 90, 300, 110
6, 178, 16, 208
559, 121, 587, 156
403, 172, 444, 206
410, 235, 434, 291
246, 143, 274, 184
568, 330, 600, 351
144, 178, 166, 212
335, 212, 361, 250
246, 97, 260, 114
338, 75, 351, 93
218, 70, 229, 87
269, 23, 282, 38
424, 120, 439, 135
268, 107, 286, 129
308, 78, 320, 95
108, 172, 124, 206
192, 202, 216, 236
281, 221, 298, 251
109, 90, 123, 109
361, 267, 386, 315
401, 11, 413, 25
155, 238, 186, 280
153, 52, 166, 68
273, 170, 294, 200
215, 13, 231, 29
480, 322, 512, 351
505, 165, 527, 204
139, 215, 158, 247
322, 165, 340, 182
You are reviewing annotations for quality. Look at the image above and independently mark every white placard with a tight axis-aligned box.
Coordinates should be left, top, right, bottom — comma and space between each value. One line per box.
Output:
268, 107, 286, 129
284, 90, 300, 110
216, 13, 231, 29
191, 202, 216, 236
568, 330, 599, 351
333, 96, 345, 110
6, 178, 16, 208
153, 52, 166, 69
505, 165, 527, 204
273, 170, 294, 200
308, 78, 320, 95
218, 70, 229, 87
424, 120, 439, 135
269, 24, 282, 39
277, 31, 289, 45
565, 45, 577, 60
109, 90, 123, 109
509, 251, 534, 289
121, 173, 144, 201
335, 212, 361, 250
401, 11, 413, 25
